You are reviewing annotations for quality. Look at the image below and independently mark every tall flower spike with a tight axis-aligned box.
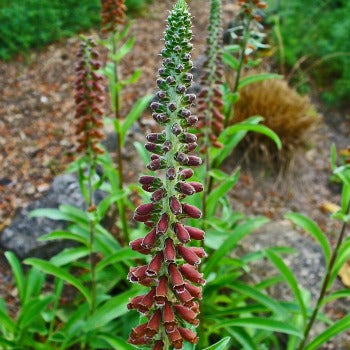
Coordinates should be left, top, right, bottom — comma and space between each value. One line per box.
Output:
128, 1, 205, 348
197, 0, 224, 150
100, 0, 127, 34
236, 0, 268, 60
75, 37, 105, 155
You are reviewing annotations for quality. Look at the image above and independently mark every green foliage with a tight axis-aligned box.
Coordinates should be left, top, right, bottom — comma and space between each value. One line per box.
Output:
0, 0, 152, 60
268, 0, 350, 105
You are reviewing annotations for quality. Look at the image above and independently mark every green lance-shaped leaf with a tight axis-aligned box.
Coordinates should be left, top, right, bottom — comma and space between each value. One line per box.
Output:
202, 337, 231, 350
304, 314, 350, 350
285, 212, 331, 265
25, 258, 91, 305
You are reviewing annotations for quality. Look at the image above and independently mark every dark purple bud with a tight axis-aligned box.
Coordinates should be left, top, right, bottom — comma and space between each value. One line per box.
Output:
174, 45, 181, 52
188, 182, 203, 193
151, 102, 163, 112
156, 90, 168, 100
183, 143, 198, 152
177, 245, 201, 266
168, 102, 177, 112
139, 175, 156, 185
153, 113, 169, 124
157, 78, 166, 89
179, 109, 191, 118
183, 203, 202, 219
146, 252, 163, 277
177, 181, 196, 195
162, 141, 172, 153
187, 115, 198, 126
136, 203, 155, 216
151, 154, 161, 161
142, 184, 155, 193
172, 123, 182, 136
176, 152, 189, 165
176, 85, 186, 94
174, 222, 191, 243
175, 64, 184, 73
180, 133, 197, 143
169, 196, 182, 215
157, 213, 169, 235
134, 214, 152, 223
166, 76, 176, 85
164, 238, 176, 263
180, 168, 194, 180
147, 158, 165, 171
184, 94, 196, 104
183, 73, 193, 82
183, 53, 191, 61
146, 132, 166, 144
164, 58, 174, 67
187, 155, 202, 166
151, 188, 166, 202
185, 226, 205, 241
166, 167, 177, 180
142, 228, 157, 249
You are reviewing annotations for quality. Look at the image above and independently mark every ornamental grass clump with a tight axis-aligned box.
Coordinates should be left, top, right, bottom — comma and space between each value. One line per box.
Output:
127, 1, 206, 348
75, 37, 105, 156
197, 0, 224, 150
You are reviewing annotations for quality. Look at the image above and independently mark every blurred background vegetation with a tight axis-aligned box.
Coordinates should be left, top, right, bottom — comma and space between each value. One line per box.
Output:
0, 0, 349, 107
0, 0, 151, 60
267, 0, 350, 106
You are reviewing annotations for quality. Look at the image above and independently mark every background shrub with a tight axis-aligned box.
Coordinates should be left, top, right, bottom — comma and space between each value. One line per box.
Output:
233, 76, 321, 167
267, 0, 350, 106
0, 0, 152, 60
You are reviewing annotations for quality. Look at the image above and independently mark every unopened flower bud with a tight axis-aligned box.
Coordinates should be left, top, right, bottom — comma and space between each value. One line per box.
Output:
169, 196, 182, 215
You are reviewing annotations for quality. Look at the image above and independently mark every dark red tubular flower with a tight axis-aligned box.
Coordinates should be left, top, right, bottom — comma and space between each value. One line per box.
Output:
75, 38, 105, 156
100, 0, 126, 34
127, 1, 205, 348
197, 0, 224, 150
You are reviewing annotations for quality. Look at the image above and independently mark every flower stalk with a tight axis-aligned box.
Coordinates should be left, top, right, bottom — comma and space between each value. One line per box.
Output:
197, 0, 224, 228
224, 0, 267, 128
74, 37, 105, 313
127, 1, 206, 348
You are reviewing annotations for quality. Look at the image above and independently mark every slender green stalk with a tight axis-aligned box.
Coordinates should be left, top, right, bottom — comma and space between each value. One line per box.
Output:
87, 152, 97, 315
297, 201, 350, 350
198, 0, 224, 227
112, 34, 129, 245
224, 17, 252, 128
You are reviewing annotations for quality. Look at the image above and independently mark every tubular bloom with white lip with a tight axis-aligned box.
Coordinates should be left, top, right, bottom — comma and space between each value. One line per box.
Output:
127, 1, 206, 348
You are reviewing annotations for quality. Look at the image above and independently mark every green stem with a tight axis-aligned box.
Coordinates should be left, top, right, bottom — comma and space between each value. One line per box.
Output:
47, 279, 64, 347
87, 153, 97, 315
224, 17, 252, 128
297, 200, 350, 350
112, 33, 129, 245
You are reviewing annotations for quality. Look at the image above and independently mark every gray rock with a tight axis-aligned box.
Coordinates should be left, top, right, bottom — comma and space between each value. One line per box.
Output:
0, 174, 105, 259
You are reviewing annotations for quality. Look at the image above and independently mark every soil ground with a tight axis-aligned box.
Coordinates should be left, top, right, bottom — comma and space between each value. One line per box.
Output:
0, 0, 349, 348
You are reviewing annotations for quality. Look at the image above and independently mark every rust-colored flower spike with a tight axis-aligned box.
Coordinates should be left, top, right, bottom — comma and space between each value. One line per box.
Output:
100, 0, 126, 34
127, 0, 206, 348
237, 0, 268, 60
197, 0, 224, 150
75, 37, 105, 155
